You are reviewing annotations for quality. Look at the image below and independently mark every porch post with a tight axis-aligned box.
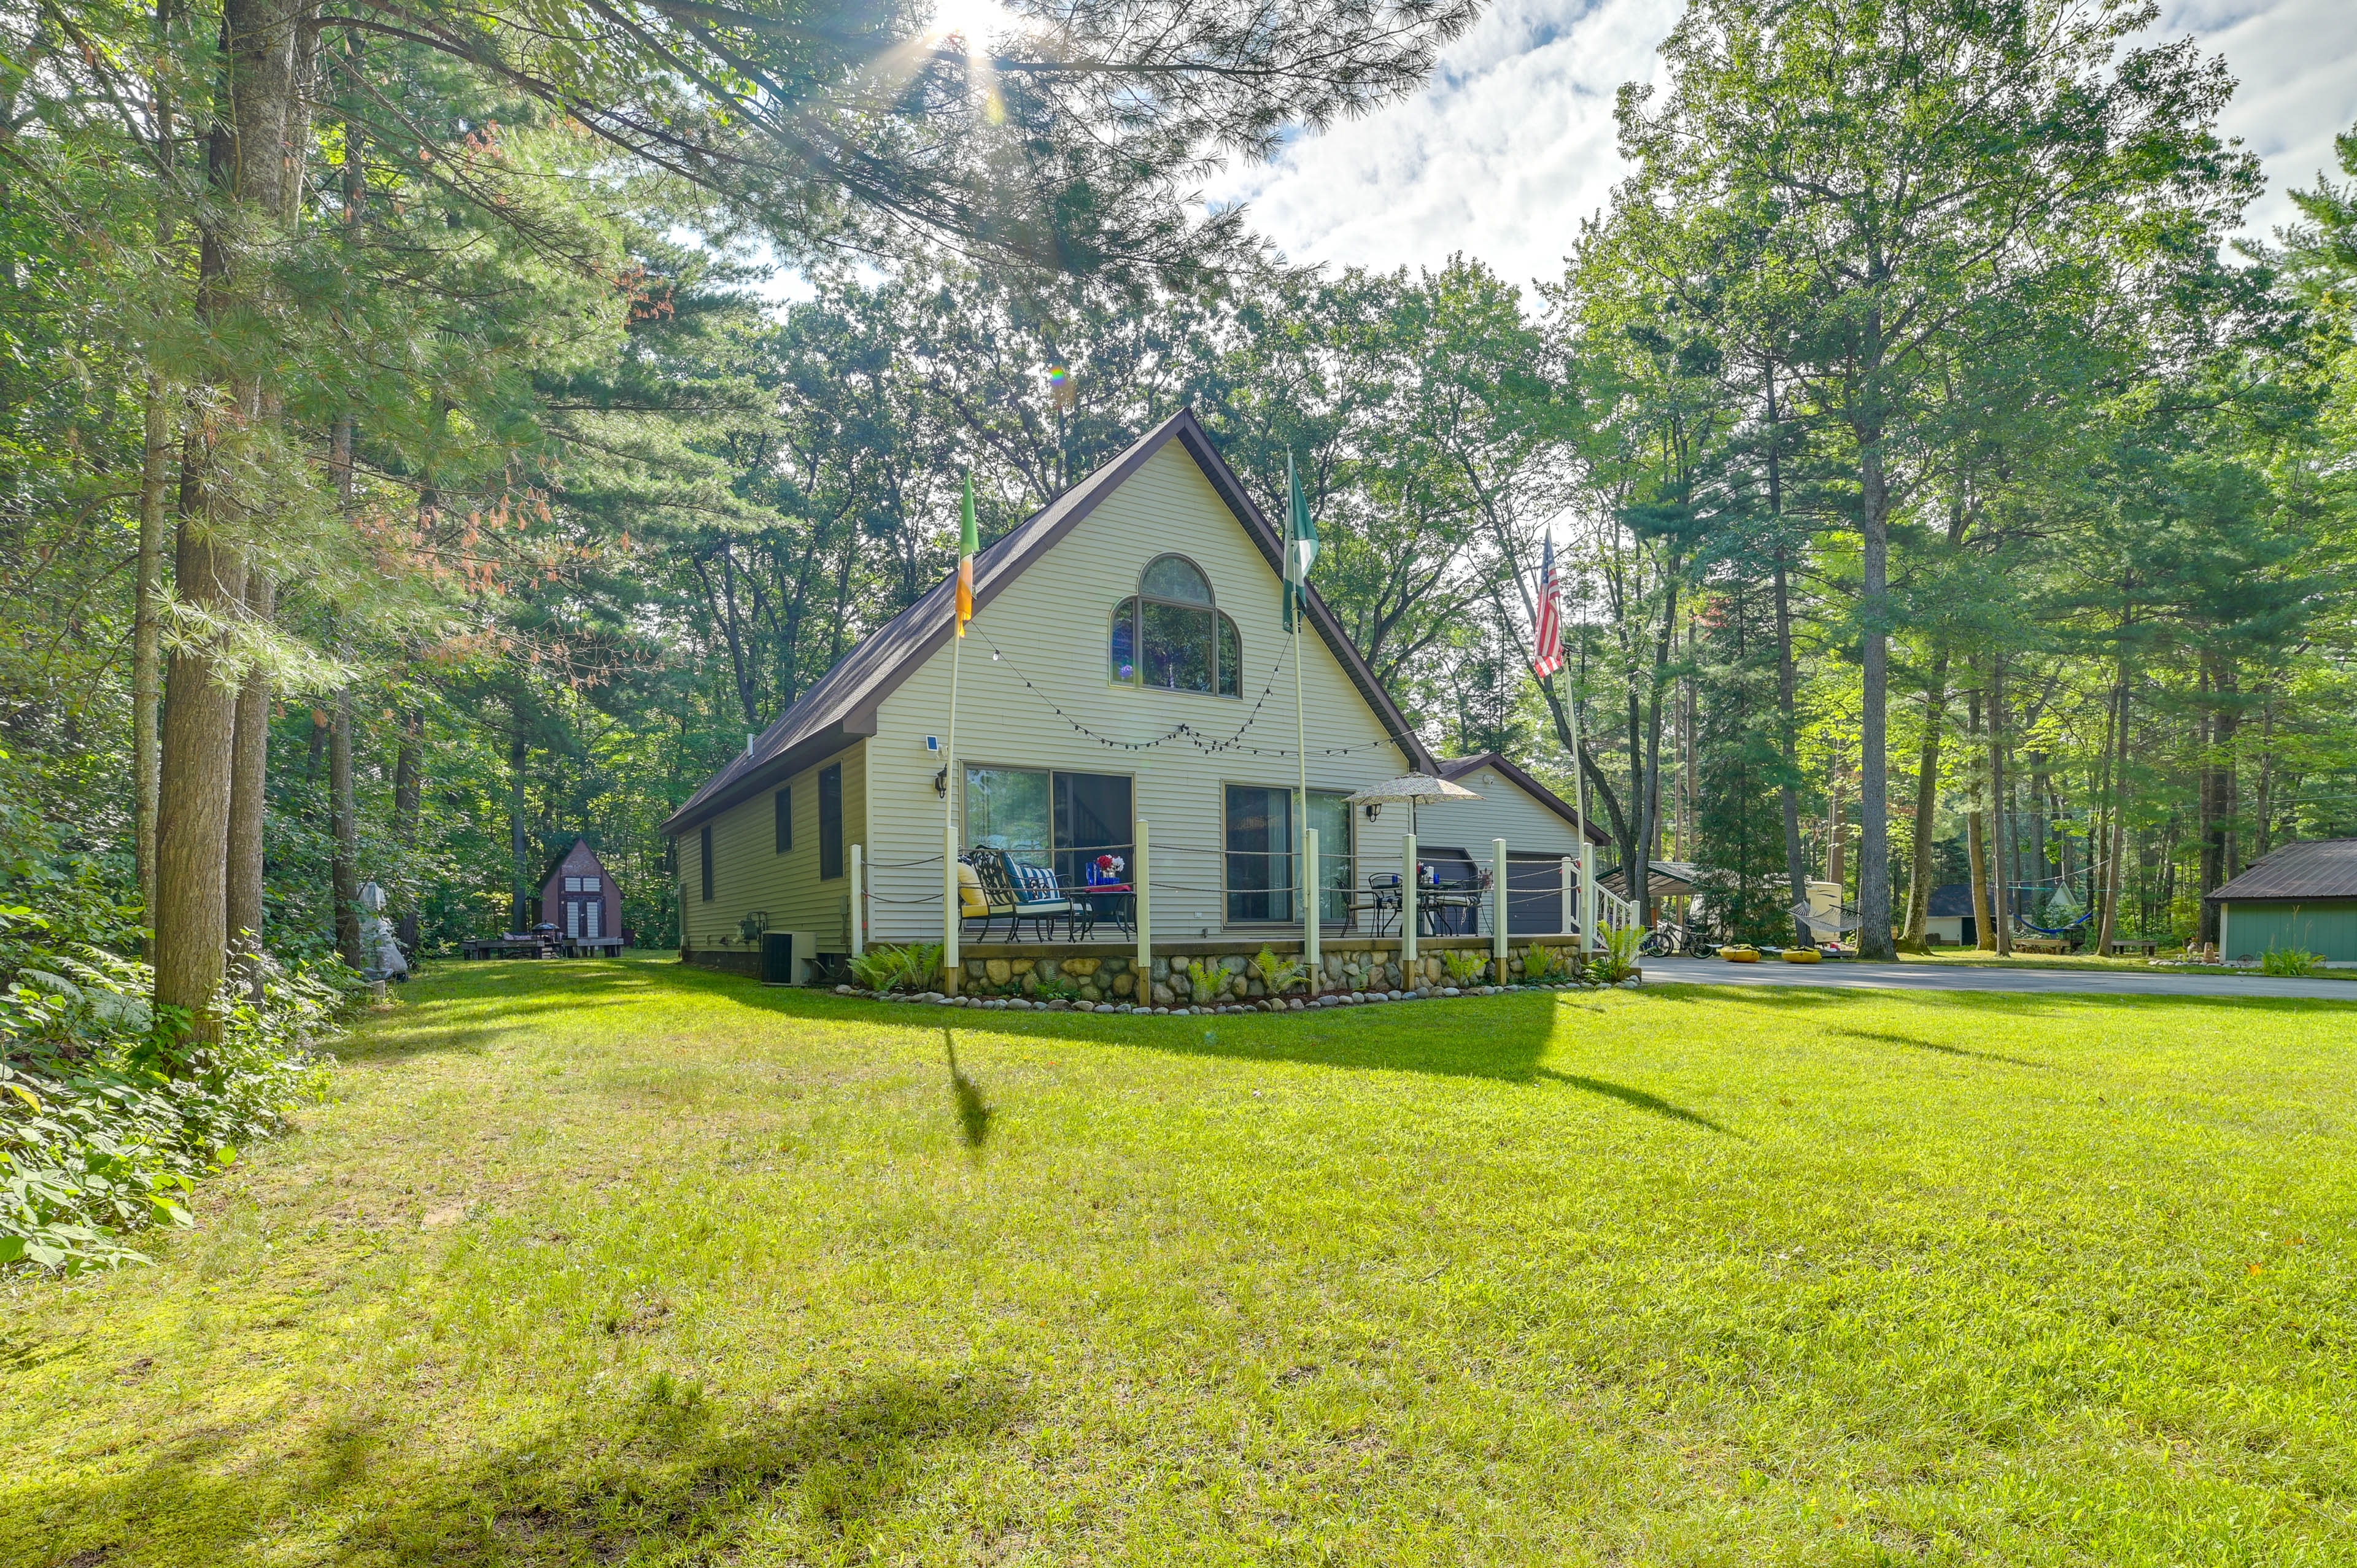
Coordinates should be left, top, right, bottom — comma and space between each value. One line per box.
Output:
850, 844, 865, 959
1401, 832, 1418, 982
1560, 855, 1574, 938
1579, 843, 1595, 954
1303, 826, 1321, 996
1136, 818, 1151, 1007
1492, 838, 1509, 983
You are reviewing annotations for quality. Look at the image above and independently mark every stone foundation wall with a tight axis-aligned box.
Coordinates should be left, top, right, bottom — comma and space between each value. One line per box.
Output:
939, 935, 1595, 1007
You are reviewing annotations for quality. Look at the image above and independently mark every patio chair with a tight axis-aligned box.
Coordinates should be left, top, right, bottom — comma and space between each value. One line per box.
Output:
969, 849, 1077, 940
956, 856, 1015, 940
1354, 872, 1404, 938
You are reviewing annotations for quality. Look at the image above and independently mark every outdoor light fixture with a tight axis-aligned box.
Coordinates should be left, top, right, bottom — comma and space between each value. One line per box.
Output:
933, 767, 948, 797
1364, 802, 1382, 819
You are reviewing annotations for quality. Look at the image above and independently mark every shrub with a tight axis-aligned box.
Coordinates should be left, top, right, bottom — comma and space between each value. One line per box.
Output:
1441, 948, 1490, 986
2260, 945, 2325, 977
2, 910, 348, 1273
1253, 946, 1305, 997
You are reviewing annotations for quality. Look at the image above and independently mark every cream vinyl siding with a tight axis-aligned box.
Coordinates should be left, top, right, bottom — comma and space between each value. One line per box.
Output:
865, 440, 1421, 941
681, 744, 865, 950
1416, 765, 1592, 862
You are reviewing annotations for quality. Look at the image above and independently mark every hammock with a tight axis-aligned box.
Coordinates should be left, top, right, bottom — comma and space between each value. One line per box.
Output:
2017, 908, 2094, 937
1790, 900, 1859, 936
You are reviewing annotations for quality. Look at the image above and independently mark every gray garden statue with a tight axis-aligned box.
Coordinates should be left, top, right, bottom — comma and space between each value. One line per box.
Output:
357, 881, 409, 981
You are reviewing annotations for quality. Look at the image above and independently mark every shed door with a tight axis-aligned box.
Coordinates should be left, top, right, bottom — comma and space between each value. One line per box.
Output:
567, 900, 581, 938
585, 900, 600, 939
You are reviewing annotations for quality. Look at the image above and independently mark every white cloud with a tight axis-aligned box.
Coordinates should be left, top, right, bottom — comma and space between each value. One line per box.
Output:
1213, 0, 2357, 286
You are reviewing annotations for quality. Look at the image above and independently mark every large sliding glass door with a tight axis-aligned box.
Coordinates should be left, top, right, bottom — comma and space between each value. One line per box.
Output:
1225, 785, 1293, 922
964, 766, 1133, 886
1225, 786, 1358, 925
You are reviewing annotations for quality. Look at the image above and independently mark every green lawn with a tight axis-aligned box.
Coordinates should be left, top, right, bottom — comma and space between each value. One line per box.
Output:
5, 960, 2354, 1566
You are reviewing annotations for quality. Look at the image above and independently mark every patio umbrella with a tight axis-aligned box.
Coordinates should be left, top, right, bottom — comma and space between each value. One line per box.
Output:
1342, 771, 1482, 839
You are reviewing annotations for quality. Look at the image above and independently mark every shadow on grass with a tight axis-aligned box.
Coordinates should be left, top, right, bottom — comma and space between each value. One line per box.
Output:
644, 962, 1743, 1134
344, 965, 667, 1063
1827, 1026, 2046, 1070
18, 1370, 1017, 1567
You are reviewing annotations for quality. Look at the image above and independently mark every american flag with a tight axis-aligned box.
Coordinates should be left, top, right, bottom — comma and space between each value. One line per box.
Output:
1530, 536, 1565, 678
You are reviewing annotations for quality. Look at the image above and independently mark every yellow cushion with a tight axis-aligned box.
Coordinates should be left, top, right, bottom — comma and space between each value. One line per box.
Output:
957, 862, 990, 917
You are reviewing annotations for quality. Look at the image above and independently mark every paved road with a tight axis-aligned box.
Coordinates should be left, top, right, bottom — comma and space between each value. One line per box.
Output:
1641, 956, 2357, 1002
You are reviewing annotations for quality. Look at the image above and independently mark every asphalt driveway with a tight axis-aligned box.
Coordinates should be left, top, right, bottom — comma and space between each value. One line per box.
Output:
1639, 956, 2357, 1002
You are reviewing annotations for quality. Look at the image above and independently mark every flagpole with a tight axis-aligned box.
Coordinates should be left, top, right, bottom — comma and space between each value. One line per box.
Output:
943, 474, 978, 997
943, 614, 961, 993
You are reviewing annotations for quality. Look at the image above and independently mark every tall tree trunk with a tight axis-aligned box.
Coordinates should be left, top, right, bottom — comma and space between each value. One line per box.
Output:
1901, 651, 1950, 949
1764, 360, 1807, 943
2097, 671, 2131, 954
1855, 428, 1894, 959
134, 0, 179, 929
1987, 655, 2012, 956
1965, 687, 1994, 951
152, 0, 307, 1035
391, 708, 422, 843
509, 709, 531, 931
155, 507, 247, 1037
135, 385, 171, 929
2253, 697, 2276, 859
225, 573, 276, 971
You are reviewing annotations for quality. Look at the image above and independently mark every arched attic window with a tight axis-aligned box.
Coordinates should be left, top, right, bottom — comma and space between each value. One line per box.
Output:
1111, 554, 1240, 696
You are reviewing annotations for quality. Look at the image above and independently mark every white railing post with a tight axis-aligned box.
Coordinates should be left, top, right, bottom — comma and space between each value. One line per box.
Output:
1303, 826, 1321, 996
1492, 838, 1509, 984
850, 843, 865, 959
1560, 855, 1574, 940
1401, 832, 1418, 986
942, 816, 959, 995
1579, 843, 1595, 953
1135, 819, 1151, 1008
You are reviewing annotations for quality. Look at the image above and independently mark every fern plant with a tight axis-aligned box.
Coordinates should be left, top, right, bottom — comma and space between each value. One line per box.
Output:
1441, 948, 1490, 986
1183, 958, 1224, 1006
1253, 945, 1306, 997
1521, 946, 1571, 983
848, 943, 943, 993
1592, 924, 1647, 983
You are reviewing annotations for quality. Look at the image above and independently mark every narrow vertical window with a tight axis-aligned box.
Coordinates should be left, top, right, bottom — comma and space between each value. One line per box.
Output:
699, 825, 714, 902
819, 764, 843, 880
775, 786, 792, 854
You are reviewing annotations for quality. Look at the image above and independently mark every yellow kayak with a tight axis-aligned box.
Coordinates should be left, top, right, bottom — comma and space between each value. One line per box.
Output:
1783, 947, 1823, 964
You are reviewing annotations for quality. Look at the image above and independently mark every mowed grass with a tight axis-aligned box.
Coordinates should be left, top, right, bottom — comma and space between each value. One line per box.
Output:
4, 962, 2355, 1566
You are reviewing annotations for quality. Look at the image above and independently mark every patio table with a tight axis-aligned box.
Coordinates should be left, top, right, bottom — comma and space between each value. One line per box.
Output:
1420, 880, 1484, 937
1076, 884, 1134, 938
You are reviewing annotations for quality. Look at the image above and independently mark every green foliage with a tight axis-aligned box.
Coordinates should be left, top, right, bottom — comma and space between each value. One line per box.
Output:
1441, 948, 1492, 986
1183, 959, 1224, 1006
1252, 945, 1306, 996
1, 914, 347, 1273
1591, 925, 1647, 984
2261, 946, 2326, 978
1520, 945, 1574, 983
848, 944, 941, 994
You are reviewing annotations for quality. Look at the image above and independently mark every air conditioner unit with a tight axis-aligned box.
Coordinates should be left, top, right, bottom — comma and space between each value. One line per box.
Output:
761, 930, 819, 986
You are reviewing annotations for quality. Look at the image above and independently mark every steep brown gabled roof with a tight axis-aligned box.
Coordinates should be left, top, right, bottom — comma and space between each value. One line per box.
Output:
661, 409, 1436, 836
1436, 753, 1614, 846
2206, 840, 2357, 902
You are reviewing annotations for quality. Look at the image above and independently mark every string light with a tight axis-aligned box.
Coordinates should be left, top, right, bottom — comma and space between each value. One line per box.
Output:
972, 627, 1423, 760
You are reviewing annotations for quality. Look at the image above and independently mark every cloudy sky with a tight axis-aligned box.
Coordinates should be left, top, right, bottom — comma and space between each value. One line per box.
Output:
1210, 0, 2357, 289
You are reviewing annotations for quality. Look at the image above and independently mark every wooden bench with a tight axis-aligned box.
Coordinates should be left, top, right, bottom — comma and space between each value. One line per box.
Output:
2014, 937, 2074, 955
2102, 938, 2158, 958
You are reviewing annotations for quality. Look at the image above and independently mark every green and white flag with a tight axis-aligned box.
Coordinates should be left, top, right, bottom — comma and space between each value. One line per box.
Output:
1285, 452, 1319, 631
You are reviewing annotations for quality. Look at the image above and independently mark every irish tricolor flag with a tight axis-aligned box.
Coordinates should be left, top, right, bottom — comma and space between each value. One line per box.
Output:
956, 474, 977, 636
